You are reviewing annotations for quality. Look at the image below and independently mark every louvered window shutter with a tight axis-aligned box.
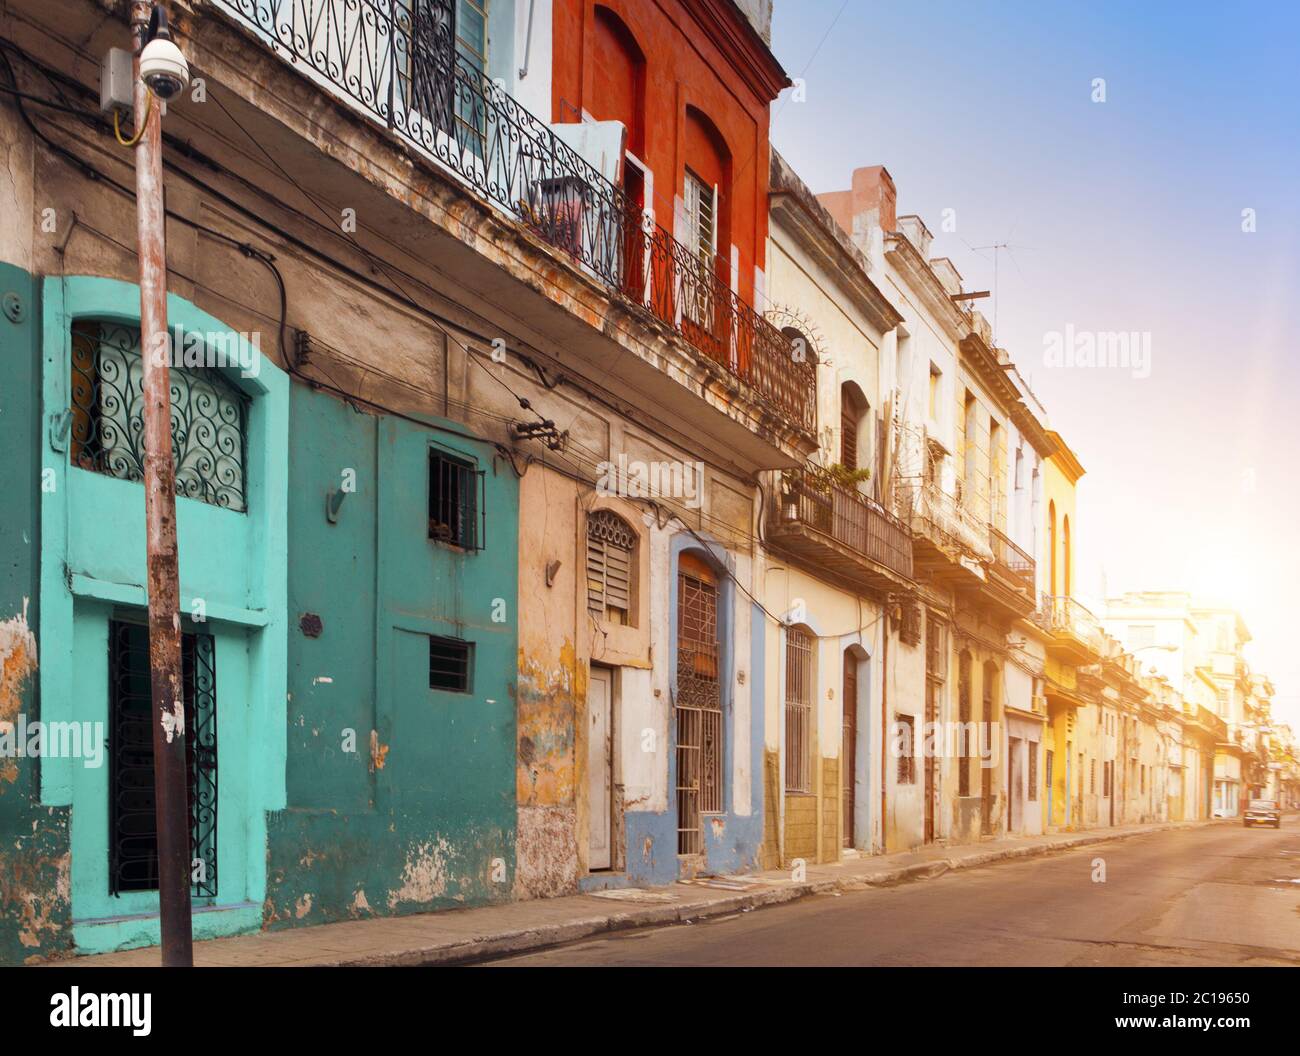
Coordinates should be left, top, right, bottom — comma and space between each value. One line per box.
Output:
587, 510, 636, 625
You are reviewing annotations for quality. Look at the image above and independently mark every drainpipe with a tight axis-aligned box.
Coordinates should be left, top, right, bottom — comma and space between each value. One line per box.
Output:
132, 0, 193, 967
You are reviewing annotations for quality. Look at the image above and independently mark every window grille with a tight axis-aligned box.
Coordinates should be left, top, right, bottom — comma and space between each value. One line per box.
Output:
70, 320, 249, 512
900, 600, 922, 646
896, 714, 916, 784
429, 451, 484, 549
429, 635, 473, 692
586, 510, 635, 625
675, 559, 722, 855
784, 628, 813, 793
108, 620, 218, 897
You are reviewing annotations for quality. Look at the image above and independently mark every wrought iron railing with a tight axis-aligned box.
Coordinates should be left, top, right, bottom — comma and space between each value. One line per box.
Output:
212, 0, 815, 433
775, 466, 913, 580
988, 524, 1035, 595
894, 476, 992, 562
1038, 595, 1104, 653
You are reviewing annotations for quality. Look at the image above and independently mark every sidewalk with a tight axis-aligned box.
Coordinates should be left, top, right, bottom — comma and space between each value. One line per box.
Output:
59, 818, 1235, 967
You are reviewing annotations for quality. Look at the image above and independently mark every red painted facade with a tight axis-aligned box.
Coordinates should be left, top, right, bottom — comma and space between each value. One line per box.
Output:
551, 0, 789, 307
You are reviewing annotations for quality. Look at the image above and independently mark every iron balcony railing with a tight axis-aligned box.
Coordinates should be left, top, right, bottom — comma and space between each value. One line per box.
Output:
988, 524, 1035, 596
894, 477, 993, 562
776, 466, 913, 580
213, 0, 815, 433
1037, 594, 1104, 653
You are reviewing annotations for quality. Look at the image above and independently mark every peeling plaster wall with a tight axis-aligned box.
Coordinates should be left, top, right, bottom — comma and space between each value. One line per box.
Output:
0, 260, 74, 963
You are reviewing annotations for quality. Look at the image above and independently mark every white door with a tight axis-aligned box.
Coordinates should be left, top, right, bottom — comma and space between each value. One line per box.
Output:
587, 667, 613, 870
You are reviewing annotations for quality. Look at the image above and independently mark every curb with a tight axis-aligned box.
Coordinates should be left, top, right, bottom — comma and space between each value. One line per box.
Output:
333, 818, 1240, 967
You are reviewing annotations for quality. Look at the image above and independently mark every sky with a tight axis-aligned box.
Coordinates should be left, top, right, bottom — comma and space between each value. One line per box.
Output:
767, 0, 1300, 728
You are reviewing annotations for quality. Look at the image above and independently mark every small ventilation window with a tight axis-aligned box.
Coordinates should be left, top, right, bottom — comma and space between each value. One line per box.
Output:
429, 451, 483, 549
429, 635, 473, 693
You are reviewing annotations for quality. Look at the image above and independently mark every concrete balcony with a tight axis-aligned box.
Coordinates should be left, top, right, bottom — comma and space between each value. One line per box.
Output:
985, 525, 1037, 617
895, 477, 992, 578
1035, 595, 1105, 664
768, 466, 913, 595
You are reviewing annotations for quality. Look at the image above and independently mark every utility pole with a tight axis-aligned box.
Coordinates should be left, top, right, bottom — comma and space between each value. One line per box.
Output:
131, 0, 193, 967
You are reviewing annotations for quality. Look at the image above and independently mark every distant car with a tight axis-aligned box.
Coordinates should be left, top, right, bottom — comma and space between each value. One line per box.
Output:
1243, 799, 1281, 828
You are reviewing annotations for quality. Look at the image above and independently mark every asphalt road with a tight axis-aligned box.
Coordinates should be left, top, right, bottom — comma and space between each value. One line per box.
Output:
478, 818, 1300, 966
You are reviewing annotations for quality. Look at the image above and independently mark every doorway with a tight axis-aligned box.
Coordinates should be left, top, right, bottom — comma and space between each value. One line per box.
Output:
587, 666, 613, 870
1008, 736, 1022, 832
842, 652, 856, 848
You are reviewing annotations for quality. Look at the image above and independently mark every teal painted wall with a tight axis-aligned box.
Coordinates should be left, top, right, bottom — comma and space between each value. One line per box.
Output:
0, 265, 74, 963
0, 269, 518, 961
263, 383, 519, 927
37, 277, 289, 955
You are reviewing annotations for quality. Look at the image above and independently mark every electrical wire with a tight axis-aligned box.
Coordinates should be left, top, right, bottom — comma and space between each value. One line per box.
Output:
112, 92, 152, 147
0, 39, 857, 636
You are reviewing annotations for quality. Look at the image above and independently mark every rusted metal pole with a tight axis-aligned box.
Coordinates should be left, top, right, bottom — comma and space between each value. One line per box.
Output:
132, 0, 193, 967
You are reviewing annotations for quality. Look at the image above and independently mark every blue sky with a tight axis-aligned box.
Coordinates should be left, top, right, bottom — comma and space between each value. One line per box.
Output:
768, 1, 1300, 726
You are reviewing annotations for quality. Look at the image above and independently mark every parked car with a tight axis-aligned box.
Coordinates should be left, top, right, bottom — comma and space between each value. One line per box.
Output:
1243, 799, 1281, 828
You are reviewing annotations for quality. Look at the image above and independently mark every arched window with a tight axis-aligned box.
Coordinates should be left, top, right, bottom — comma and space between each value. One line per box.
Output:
1047, 500, 1058, 598
70, 318, 249, 512
784, 626, 815, 793
587, 509, 636, 626
839, 381, 868, 474
781, 326, 817, 367
1062, 514, 1072, 597
591, 6, 646, 156
681, 107, 731, 338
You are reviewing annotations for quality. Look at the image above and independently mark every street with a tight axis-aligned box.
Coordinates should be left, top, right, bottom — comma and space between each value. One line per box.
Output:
477, 819, 1300, 966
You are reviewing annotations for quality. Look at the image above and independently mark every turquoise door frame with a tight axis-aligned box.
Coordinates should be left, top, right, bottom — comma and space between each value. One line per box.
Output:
38, 277, 288, 954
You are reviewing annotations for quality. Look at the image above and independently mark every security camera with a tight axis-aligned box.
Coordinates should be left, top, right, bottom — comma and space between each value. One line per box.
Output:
140, 6, 189, 101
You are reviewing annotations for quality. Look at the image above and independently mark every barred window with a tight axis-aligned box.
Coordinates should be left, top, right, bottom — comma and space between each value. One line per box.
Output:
586, 510, 635, 626
429, 635, 473, 693
896, 713, 916, 784
675, 554, 723, 855
784, 628, 814, 793
429, 451, 483, 549
70, 320, 249, 512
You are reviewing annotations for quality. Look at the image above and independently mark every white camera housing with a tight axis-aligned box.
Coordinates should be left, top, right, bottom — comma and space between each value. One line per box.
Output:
140, 36, 189, 101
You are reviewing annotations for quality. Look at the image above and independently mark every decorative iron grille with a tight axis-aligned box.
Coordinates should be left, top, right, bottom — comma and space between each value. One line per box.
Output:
675, 567, 722, 855
108, 620, 218, 897
70, 320, 249, 512
210, 0, 816, 434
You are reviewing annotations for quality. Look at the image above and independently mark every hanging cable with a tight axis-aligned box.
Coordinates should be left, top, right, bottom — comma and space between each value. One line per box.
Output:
112, 92, 154, 147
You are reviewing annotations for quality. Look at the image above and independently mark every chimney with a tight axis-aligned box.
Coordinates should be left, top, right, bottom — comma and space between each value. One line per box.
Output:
897, 215, 932, 258
816, 165, 896, 257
